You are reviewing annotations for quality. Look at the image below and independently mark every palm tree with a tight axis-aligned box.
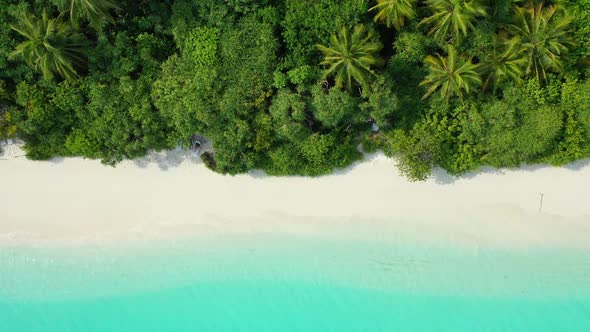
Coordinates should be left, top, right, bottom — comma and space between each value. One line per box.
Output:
419, 0, 487, 43
10, 11, 88, 80
481, 36, 528, 93
420, 45, 482, 100
51, 0, 119, 28
370, 0, 418, 30
507, 1, 573, 83
317, 25, 384, 92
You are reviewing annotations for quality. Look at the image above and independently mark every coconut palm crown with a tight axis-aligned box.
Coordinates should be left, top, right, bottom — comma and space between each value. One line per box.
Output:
419, 0, 487, 43
10, 11, 88, 80
51, 0, 119, 28
480, 36, 528, 93
420, 45, 482, 101
370, 0, 418, 30
317, 25, 384, 92
507, 1, 574, 83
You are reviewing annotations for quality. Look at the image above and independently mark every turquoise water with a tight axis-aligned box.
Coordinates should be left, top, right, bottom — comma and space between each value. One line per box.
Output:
3, 281, 590, 331
1, 229, 590, 331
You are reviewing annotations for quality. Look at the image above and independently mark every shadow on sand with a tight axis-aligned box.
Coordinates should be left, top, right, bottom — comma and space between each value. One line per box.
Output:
5, 140, 590, 185
431, 158, 590, 185
235, 151, 590, 184
247, 152, 385, 180
132, 148, 203, 170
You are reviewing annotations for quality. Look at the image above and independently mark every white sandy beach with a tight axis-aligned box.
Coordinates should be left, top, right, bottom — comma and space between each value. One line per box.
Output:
1, 143, 590, 248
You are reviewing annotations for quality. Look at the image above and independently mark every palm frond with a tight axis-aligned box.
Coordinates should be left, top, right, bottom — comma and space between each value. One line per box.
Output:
370, 0, 417, 30
10, 11, 88, 80
317, 24, 383, 92
507, 0, 573, 83
420, 45, 481, 101
419, 0, 487, 43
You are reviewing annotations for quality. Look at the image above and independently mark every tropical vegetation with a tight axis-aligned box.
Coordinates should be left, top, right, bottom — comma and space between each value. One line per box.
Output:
420, 45, 481, 100
507, 1, 575, 83
419, 0, 487, 43
370, 0, 417, 30
0, 0, 589, 181
10, 11, 87, 80
317, 24, 383, 92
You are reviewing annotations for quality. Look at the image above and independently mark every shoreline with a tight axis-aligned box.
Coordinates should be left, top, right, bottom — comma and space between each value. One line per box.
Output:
1, 145, 590, 248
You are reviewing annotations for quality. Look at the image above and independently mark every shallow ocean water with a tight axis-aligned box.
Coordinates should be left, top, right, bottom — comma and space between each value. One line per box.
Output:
1, 223, 590, 331
3, 280, 590, 332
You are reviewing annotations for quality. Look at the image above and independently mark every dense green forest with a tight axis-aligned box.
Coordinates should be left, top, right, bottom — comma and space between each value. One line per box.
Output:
0, 0, 589, 180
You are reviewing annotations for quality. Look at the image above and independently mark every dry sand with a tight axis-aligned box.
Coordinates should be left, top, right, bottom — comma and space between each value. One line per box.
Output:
1, 144, 590, 248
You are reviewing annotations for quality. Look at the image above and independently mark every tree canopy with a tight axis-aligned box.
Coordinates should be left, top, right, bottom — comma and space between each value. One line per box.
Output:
1, 0, 589, 181
420, 46, 481, 101
10, 11, 88, 80
317, 24, 383, 92
507, 1, 574, 83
